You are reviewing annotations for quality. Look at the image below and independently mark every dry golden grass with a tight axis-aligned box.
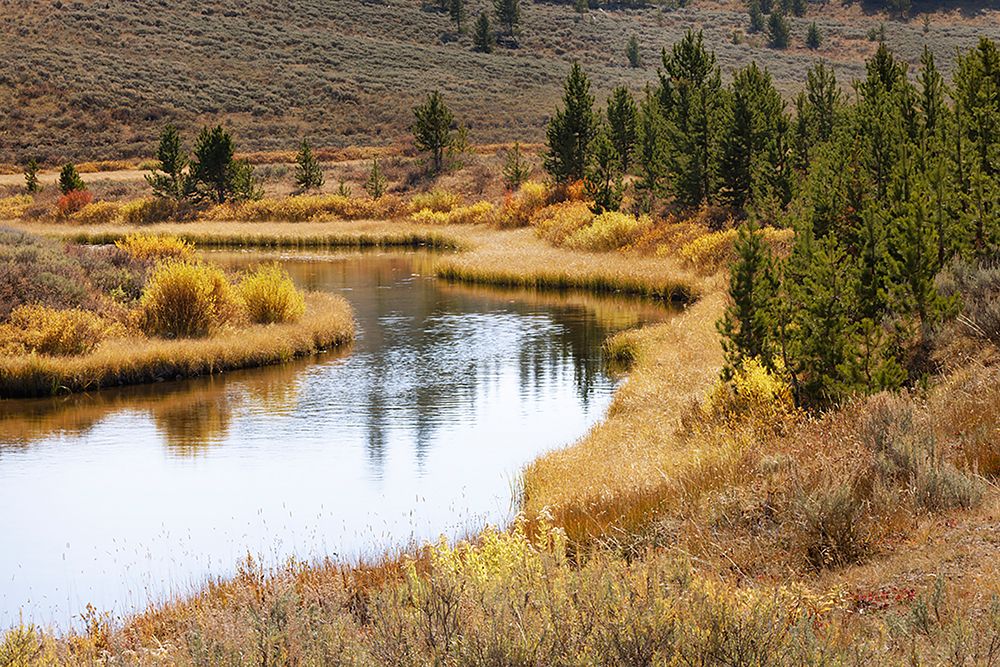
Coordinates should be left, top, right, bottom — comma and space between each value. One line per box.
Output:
0, 293, 352, 399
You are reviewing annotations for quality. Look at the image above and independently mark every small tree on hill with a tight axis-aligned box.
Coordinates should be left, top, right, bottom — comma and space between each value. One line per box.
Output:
544, 63, 596, 183
59, 163, 85, 194
493, 0, 520, 37
473, 11, 493, 52
188, 125, 236, 203
607, 85, 638, 173
502, 142, 531, 190
295, 140, 324, 191
626, 35, 641, 68
229, 159, 263, 202
748, 0, 764, 33
806, 22, 821, 49
23, 158, 39, 194
365, 158, 388, 199
584, 125, 624, 214
450, 0, 466, 32
146, 124, 188, 199
768, 11, 791, 49
413, 91, 455, 174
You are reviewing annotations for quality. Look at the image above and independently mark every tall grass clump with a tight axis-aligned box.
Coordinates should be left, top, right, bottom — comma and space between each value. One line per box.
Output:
532, 201, 594, 245
236, 263, 306, 324
115, 233, 194, 261
0, 304, 121, 356
139, 260, 239, 338
203, 195, 403, 222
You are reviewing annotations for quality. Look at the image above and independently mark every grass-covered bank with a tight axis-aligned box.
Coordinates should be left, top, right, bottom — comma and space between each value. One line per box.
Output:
0, 292, 353, 399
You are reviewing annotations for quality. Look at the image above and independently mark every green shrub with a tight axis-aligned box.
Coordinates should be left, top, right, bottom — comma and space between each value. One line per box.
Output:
139, 260, 239, 338
236, 263, 306, 324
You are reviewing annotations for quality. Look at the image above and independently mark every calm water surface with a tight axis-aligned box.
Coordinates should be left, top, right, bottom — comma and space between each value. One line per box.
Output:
0, 249, 672, 629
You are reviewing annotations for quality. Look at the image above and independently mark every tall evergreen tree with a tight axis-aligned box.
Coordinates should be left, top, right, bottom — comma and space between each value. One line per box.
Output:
718, 221, 778, 378
718, 62, 789, 214
544, 63, 597, 183
606, 86, 638, 173
59, 163, 85, 195
635, 89, 670, 212
748, 0, 764, 33
412, 91, 455, 174
502, 142, 531, 190
806, 22, 821, 49
768, 11, 790, 49
189, 125, 235, 203
146, 124, 187, 199
584, 125, 624, 213
473, 12, 493, 52
657, 30, 723, 207
493, 0, 520, 36
626, 35, 641, 68
23, 158, 39, 194
294, 139, 324, 191
365, 158, 388, 199
449, 0, 465, 31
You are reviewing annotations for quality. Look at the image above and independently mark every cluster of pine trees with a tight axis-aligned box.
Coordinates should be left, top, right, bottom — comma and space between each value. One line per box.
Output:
545, 34, 1000, 407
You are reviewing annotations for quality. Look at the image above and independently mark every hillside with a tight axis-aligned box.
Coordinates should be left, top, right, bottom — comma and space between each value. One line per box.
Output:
0, 0, 997, 163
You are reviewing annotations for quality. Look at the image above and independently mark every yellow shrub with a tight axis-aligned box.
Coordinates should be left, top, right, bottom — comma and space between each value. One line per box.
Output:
72, 201, 123, 225
532, 201, 594, 246
236, 263, 306, 324
498, 180, 549, 228
0, 304, 122, 356
679, 228, 738, 272
203, 195, 402, 222
703, 358, 794, 421
410, 201, 496, 225
75, 160, 134, 173
564, 211, 653, 252
0, 194, 33, 220
115, 233, 194, 261
409, 190, 461, 214
139, 261, 239, 338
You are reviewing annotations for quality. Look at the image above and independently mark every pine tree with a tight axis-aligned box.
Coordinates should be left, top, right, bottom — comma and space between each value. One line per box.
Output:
493, 0, 520, 37
23, 158, 39, 194
917, 46, 946, 142
806, 22, 821, 49
188, 125, 235, 203
657, 30, 723, 207
791, 0, 806, 17
718, 220, 778, 378
365, 158, 388, 199
718, 62, 789, 213
748, 0, 764, 33
584, 125, 624, 213
294, 140, 324, 191
626, 35, 641, 68
768, 10, 790, 49
229, 159, 263, 202
544, 62, 597, 183
606, 86, 638, 173
59, 163, 85, 195
412, 91, 455, 174
473, 12, 493, 52
635, 89, 669, 212
146, 125, 188, 199
805, 61, 840, 144
449, 0, 465, 32
502, 142, 531, 190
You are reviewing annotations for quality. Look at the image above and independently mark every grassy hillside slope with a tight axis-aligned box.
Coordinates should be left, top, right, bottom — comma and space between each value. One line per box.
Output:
1, 0, 997, 162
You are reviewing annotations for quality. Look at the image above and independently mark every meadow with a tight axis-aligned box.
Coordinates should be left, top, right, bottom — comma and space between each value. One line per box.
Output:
1, 0, 998, 163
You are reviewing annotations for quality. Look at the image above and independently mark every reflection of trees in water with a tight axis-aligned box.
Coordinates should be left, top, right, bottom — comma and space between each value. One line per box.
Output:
2, 252, 673, 470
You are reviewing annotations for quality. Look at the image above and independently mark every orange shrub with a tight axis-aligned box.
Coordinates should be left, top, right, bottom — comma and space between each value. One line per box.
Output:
57, 190, 93, 217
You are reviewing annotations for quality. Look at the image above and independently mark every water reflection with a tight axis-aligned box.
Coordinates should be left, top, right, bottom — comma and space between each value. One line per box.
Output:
0, 249, 673, 628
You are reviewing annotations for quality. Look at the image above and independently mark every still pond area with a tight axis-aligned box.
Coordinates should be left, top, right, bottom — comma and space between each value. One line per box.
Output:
0, 249, 674, 629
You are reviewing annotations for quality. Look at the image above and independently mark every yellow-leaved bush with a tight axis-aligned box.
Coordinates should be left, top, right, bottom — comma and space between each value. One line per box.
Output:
410, 201, 496, 225
236, 263, 306, 324
72, 201, 122, 225
532, 201, 594, 245
680, 227, 796, 273
139, 260, 240, 338
0, 194, 33, 220
497, 180, 549, 228
115, 233, 194, 261
0, 304, 123, 356
703, 357, 795, 421
409, 190, 461, 214
563, 211, 653, 252
203, 195, 402, 222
